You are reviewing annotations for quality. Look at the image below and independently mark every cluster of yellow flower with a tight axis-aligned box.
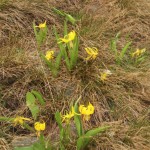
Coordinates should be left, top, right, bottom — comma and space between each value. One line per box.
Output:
62, 102, 95, 123
13, 116, 45, 137
34, 21, 114, 82
35, 21, 147, 84
35, 21, 99, 62
12, 102, 94, 137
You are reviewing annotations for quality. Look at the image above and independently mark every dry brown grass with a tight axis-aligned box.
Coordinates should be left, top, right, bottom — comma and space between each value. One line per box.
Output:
0, 0, 150, 149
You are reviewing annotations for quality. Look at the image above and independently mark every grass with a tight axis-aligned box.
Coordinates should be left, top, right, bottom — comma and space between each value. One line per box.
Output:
0, 0, 150, 149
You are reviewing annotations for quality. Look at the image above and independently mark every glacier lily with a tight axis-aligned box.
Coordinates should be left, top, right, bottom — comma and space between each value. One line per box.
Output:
35, 21, 46, 28
100, 70, 112, 82
58, 30, 76, 44
45, 50, 54, 60
13, 116, 31, 126
79, 102, 95, 121
131, 48, 146, 57
85, 47, 98, 61
62, 106, 79, 123
34, 121, 46, 137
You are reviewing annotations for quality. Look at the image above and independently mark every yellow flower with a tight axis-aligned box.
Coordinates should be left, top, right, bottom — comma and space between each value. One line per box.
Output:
85, 47, 98, 60
34, 121, 46, 137
35, 21, 46, 28
79, 102, 94, 121
34, 121, 45, 131
100, 70, 112, 82
131, 48, 146, 57
58, 31, 76, 43
62, 106, 79, 123
13, 116, 31, 126
45, 50, 54, 60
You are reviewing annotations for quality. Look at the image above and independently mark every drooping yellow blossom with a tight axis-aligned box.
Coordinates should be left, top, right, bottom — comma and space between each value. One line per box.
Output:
100, 70, 112, 82
45, 50, 54, 60
79, 102, 95, 121
13, 116, 31, 126
85, 47, 98, 61
131, 48, 146, 57
35, 21, 46, 28
62, 106, 79, 123
58, 31, 76, 44
34, 121, 46, 137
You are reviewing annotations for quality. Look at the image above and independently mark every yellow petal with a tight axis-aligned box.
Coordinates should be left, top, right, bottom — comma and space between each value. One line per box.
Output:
45, 50, 54, 60
59, 31, 76, 43
13, 116, 31, 126
85, 47, 98, 60
62, 106, 80, 123
100, 73, 107, 81
34, 122, 45, 131
38, 21, 46, 28
87, 102, 95, 114
131, 48, 146, 57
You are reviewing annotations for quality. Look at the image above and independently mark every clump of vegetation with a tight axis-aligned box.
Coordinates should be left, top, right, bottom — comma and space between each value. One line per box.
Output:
0, 0, 150, 150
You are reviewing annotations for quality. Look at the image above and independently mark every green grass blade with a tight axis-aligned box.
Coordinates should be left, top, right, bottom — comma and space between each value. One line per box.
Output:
55, 51, 62, 70
53, 25, 71, 70
120, 41, 132, 60
55, 111, 63, 130
52, 7, 65, 16
110, 32, 120, 57
70, 36, 79, 69
64, 20, 68, 36
74, 102, 83, 137
0, 117, 14, 122
31, 90, 45, 105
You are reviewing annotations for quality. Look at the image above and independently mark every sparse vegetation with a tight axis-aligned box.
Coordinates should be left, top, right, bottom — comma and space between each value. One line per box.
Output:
0, 0, 150, 150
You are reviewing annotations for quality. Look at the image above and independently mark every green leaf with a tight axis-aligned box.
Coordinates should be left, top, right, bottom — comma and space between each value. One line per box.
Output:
26, 92, 36, 106
64, 20, 68, 36
77, 126, 110, 150
136, 56, 146, 63
110, 32, 120, 57
55, 51, 62, 70
0, 116, 14, 122
52, 7, 76, 25
65, 14, 76, 25
74, 102, 82, 137
30, 105, 39, 120
52, 7, 65, 16
31, 90, 45, 106
53, 26, 59, 40
53, 26, 65, 53
33, 22, 38, 41
63, 49, 71, 70
55, 111, 63, 130
85, 126, 110, 137
53, 23, 71, 71
55, 111, 65, 142
26, 92, 39, 120
120, 41, 132, 60
70, 35, 79, 69
77, 136, 84, 150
